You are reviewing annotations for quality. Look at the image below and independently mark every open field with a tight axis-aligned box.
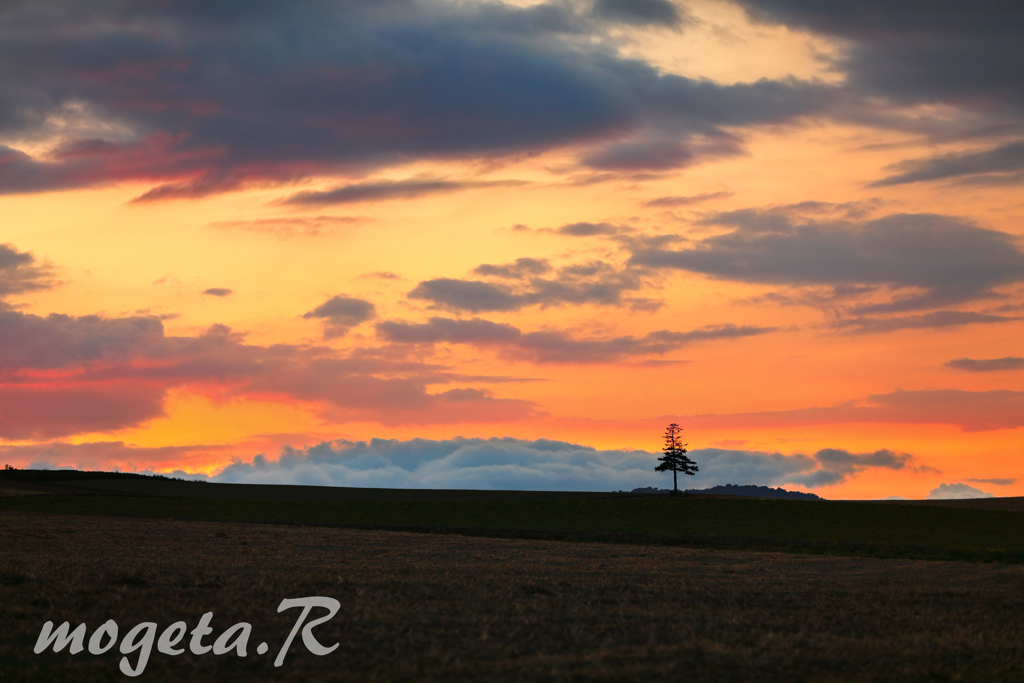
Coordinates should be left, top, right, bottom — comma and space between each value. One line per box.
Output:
3, 475, 1024, 563
3, 512, 1024, 682
0, 474, 632, 502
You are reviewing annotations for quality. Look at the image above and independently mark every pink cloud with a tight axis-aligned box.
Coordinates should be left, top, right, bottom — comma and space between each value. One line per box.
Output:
0, 307, 539, 440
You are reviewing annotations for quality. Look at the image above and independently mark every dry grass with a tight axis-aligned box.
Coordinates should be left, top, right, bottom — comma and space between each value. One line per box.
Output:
3, 511, 1024, 682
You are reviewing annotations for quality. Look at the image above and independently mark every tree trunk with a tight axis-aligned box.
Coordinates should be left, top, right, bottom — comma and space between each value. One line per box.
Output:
673, 469, 678, 492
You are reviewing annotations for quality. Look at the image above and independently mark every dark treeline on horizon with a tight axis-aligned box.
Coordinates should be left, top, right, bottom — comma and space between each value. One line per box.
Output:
632, 484, 823, 501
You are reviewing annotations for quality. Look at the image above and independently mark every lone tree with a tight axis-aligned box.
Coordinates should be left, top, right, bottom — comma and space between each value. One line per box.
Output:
655, 423, 698, 494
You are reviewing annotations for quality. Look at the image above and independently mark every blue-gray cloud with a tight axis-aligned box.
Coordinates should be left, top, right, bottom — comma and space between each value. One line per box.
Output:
591, 0, 686, 28
209, 437, 917, 492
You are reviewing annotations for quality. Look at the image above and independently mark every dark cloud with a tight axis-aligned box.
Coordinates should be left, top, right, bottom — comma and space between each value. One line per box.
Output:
966, 477, 1016, 486
377, 316, 776, 363
0, 0, 836, 197
579, 75, 835, 171
582, 130, 743, 171
737, 1, 1024, 115
282, 178, 527, 206
630, 211, 1024, 311
303, 295, 376, 339
202, 288, 232, 297
410, 258, 659, 312
644, 191, 732, 207
591, 0, 685, 28
945, 357, 1024, 372
378, 317, 521, 345
689, 388, 1024, 432
870, 141, 1024, 187
0, 244, 55, 297
794, 448, 919, 488
408, 279, 521, 313
831, 310, 1018, 334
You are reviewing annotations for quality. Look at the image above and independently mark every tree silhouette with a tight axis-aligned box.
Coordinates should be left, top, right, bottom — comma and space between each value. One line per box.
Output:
655, 423, 697, 494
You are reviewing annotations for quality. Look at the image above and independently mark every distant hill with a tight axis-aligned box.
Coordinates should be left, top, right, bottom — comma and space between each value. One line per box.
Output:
631, 484, 822, 500
0, 467, 194, 483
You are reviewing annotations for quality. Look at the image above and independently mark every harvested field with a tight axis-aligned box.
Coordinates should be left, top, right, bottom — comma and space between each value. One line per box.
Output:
3, 512, 1024, 682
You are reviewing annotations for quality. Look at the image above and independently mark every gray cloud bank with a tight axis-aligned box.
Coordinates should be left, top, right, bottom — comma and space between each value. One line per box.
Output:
207, 438, 918, 491
0, 0, 835, 199
738, 1, 1024, 113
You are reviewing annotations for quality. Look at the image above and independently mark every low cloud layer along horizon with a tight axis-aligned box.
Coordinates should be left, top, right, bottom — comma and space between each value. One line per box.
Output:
84, 437, 932, 494
926, 482, 995, 500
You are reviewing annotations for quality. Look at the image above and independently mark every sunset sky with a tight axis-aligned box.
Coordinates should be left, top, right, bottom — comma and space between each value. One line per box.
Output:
1, 0, 1022, 499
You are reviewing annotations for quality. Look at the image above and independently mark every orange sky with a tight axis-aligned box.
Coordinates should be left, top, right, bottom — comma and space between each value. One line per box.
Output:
1, 0, 1022, 499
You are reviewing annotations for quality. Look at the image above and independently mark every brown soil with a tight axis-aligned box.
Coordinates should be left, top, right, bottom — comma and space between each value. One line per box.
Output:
2, 511, 1023, 682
